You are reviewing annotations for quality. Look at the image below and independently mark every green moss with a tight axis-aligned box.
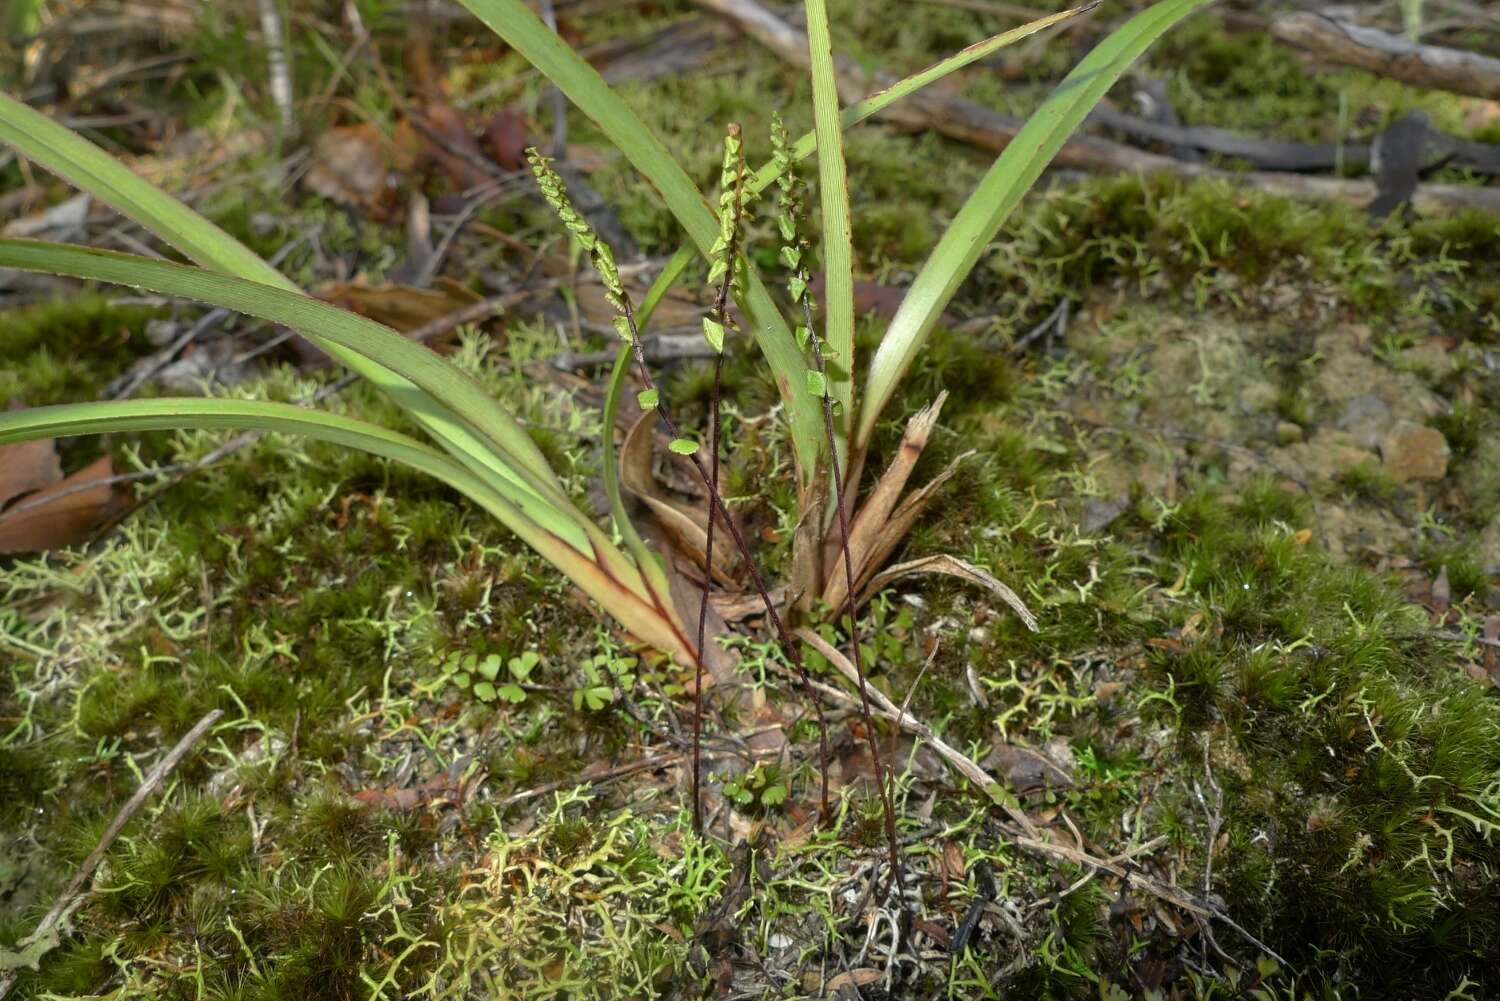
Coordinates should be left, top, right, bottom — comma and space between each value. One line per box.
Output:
0, 297, 158, 404
1143, 482, 1500, 987
1338, 460, 1400, 503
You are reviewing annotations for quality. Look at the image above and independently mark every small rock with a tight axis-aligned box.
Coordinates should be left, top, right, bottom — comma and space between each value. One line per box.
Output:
1275, 421, 1304, 445
1336, 394, 1393, 449
1404, 340, 1455, 380
1080, 496, 1129, 534
1477, 513, 1500, 568
1379, 421, 1449, 483
1282, 429, 1379, 485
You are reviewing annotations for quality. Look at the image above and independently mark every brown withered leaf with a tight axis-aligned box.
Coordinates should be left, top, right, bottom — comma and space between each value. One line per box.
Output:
0, 456, 123, 554
414, 99, 494, 192
941, 840, 967, 882
620, 412, 737, 583
353, 773, 458, 811
482, 107, 529, 171
304, 124, 392, 209
319, 277, 483, 334
0, 418, 62, 508
822, 392, 947, 609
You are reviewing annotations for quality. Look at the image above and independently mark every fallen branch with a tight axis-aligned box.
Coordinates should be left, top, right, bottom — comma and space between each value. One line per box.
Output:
1090, 103, 1500, 177
796, 626, 1038, 836
0, 709, 223, 997
694, 0, 1500, 214
1271, 12, 1500, 101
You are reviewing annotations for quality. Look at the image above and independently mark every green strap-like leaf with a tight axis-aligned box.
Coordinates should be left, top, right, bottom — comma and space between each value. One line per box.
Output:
601, 344, 676, 615
0, 238, 598, 553
804, 0, 855, 438
646, 4, 1097, 362
0, 92, 566, 547
454, 0, 824, 487
854, 0, 1209, 450
0, 92, 295, 291
0, 398, 691, 662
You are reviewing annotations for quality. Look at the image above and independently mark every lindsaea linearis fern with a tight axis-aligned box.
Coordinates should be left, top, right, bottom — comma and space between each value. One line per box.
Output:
0, 0, 1211, 849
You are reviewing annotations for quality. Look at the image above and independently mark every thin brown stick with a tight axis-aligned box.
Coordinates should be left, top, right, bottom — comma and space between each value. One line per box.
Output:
0, 709, 223, 1000
495, 753, 681, 808
693, 149, 743, 836
781, 639, 1290, 969
694, 348, 724, 836
796, 626, 1036, 837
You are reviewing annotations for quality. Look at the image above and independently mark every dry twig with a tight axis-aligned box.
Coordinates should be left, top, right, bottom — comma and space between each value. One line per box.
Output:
1272, 12, 1500, 101
694, 0, 1500, 214
0, 710, 223, 999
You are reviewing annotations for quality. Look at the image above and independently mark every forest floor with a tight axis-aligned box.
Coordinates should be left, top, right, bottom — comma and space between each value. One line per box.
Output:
4, 1, 1500, 998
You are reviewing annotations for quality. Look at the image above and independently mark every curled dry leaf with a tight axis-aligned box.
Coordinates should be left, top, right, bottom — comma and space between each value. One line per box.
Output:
860, 553, 1037, 632
620, 411, 737, 582
826, 968, 882, 992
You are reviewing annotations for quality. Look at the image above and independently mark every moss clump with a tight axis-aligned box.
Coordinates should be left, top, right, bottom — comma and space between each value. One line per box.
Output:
0, 297, 159, 405
1145, 482, 1500, 991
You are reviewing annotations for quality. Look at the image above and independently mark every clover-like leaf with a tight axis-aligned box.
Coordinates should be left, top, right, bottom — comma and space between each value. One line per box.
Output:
473, 681, 498, 702
498, 683, 527, 703
478, 654, 502, 681
806, 370, 826, 398
668, 437, 698, 456
760, 783, 788, 806
508, 651, 540, 680
636, 388, 658, 411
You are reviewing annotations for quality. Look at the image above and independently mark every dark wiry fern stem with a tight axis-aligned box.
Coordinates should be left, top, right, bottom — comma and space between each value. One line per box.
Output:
692, 126, 744, 837
773, 114, 901, 887
528, 141, 832, 829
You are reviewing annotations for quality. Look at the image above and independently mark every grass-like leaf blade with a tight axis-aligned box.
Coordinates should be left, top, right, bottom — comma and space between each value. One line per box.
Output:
0, 398, 693, 661
804, 0, 856, 438
855, 0, 1210, 449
